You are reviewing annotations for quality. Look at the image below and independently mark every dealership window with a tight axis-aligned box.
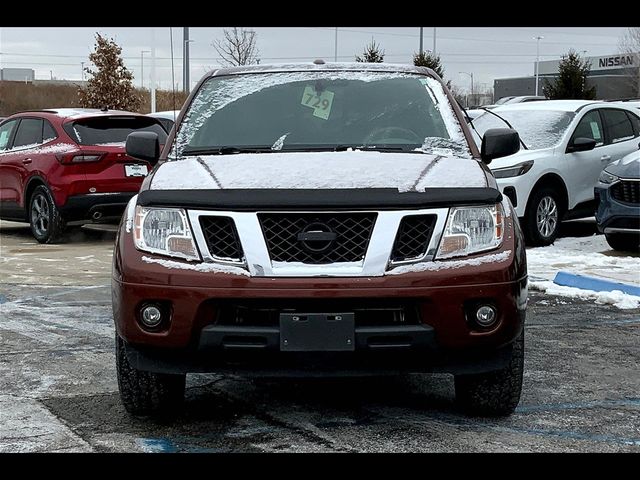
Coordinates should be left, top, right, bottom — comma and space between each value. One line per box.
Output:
602, 109, 634, 144
571, 110, 604, 147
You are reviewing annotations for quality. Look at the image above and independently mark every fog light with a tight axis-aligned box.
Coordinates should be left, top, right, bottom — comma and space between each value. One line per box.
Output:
140, 305, 163, 328
475, 305, 497, 327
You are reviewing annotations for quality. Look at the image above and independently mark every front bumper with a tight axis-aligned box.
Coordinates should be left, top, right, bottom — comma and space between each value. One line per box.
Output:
595, 185, 640, 234
112, 209, 528, 375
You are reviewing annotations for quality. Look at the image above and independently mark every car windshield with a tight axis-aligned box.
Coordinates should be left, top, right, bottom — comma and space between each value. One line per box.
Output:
64, 116, 168, 146
172, 70, 472, 158
472, 109, 575, 150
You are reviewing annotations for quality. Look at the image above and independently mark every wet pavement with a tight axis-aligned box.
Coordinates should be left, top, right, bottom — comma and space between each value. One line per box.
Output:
1, 219, 639, 452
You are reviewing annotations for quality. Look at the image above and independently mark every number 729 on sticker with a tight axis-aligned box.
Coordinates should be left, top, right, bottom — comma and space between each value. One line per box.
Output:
301, 86, 334, 120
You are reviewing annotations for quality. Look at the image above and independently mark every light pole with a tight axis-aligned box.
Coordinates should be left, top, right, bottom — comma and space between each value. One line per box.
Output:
334, 27, 338, 62
140, 50, 150, 89
534, 36, 544, 96
433, 27, 437, 56
184, 38, 194, 92
459, 72, 474, 107
419, 27, 424, 56
81, 62, 85, 81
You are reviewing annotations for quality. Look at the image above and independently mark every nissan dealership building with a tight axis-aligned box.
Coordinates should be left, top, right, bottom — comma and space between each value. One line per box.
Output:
494, 53, 639, 101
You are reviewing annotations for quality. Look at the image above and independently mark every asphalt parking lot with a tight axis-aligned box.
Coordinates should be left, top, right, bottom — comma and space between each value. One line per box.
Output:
1, 219, 639, 452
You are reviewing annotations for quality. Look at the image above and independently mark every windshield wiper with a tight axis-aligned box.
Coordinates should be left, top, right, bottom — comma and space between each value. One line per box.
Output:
334, 145, 417, 152
182, 146, 273, 156
478, 108, 529, 150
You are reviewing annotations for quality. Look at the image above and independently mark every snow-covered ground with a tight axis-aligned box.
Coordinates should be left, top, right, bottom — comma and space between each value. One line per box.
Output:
527, 234, 640, 309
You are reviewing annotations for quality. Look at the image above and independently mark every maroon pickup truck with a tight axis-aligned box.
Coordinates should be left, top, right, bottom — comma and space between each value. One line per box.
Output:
112, 62, 527, 417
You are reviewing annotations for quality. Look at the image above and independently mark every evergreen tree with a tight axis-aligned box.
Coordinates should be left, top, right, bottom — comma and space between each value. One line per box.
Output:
78, 33, 142, 111
355, 39, 385, 63
544, 50, 597, 100
413, 51, 445, 79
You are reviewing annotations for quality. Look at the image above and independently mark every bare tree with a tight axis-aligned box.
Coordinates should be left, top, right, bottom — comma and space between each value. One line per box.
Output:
213, 27, 260, 66
619, 27, 640, 97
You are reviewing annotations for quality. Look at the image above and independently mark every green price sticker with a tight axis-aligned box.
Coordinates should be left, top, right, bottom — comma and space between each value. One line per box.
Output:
301, 85, 334, 120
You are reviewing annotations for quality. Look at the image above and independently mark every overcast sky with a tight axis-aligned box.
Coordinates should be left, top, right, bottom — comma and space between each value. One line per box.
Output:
0, 27, 631, 92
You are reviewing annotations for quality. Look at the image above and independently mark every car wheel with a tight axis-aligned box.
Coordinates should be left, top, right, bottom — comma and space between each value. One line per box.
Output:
115, 334, 186, 416
29, 185, 66, 244
605, 232, 640, 253
454, 331, 524, 417
523, 187, 562, 246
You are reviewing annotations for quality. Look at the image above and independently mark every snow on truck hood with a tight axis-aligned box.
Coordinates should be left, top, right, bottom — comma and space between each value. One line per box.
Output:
149, 151, 488, 192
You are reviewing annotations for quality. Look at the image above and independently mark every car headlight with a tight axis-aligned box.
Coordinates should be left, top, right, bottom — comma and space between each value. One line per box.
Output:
133, 206, 200, 261
492, 160, 534, 179
436, 204, 504, 259
598, 170, 619, 185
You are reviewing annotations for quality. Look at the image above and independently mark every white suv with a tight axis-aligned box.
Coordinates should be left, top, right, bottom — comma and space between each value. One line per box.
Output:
472, 100, 640, 245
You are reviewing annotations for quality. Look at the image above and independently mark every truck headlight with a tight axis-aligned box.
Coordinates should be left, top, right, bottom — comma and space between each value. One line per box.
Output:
491, 160, 534, 179
598, 170, 618, 185
436, 204, 504, 259
133, 206, 200, 261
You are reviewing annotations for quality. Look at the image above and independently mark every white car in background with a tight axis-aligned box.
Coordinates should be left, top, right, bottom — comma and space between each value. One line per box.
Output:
472, 100, 640, 246
147, 110, 180, 134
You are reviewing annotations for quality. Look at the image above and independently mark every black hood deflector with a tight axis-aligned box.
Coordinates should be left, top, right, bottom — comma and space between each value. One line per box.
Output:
138, 188, 502, 210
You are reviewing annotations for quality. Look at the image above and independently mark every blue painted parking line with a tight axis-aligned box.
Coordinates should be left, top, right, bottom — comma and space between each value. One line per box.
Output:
0, 294, 7, 304
554, 271, 640, 297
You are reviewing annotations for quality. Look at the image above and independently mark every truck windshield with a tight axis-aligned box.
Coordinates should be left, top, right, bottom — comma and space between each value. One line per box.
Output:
173, 70, 472, 158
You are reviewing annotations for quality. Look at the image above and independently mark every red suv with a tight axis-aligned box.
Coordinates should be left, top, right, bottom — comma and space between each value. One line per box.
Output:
0, 109, 167, 243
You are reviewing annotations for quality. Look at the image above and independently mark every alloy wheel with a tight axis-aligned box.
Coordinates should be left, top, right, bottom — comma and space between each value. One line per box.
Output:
536, 195, 558, 238
31, 193, 50, 237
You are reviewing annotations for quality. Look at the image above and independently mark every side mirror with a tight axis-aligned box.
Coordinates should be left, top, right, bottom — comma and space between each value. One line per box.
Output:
481, 128, 520, 164
126, 131, 160, 164
567, 137, 596, 153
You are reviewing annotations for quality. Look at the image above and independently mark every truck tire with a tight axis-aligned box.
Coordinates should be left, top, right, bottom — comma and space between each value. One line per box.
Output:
115, 334, 186, 416
605, 233, 640, 253
522, 187, 562, 246
454, 331, 524, 416
29, 185, 66, 244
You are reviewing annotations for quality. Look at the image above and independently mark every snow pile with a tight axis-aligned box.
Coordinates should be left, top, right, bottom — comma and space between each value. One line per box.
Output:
150, 151, 487, 191
387, 250, 511, 275
527, 234, 640, 309
141, 256, 249, 276
530, 281, 640, 309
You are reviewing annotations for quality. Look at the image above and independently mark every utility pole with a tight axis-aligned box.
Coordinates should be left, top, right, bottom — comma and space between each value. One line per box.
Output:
140, 50, 150, 89
151, 28, 156, 113
334, 27, 338, 62
460, 72, 474, 107
534, 36, 544, 96
419, 27, 424, 56
81, 62, 85, 81
433, 27, 437, 56
183, 27, 190, 93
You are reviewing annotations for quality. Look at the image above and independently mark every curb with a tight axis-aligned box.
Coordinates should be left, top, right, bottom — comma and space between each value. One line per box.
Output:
553, 271, 640, 297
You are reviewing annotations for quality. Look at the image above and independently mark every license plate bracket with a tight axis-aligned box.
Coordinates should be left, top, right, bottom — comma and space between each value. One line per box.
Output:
124, 164, 148, 177
280, 312, 355, 352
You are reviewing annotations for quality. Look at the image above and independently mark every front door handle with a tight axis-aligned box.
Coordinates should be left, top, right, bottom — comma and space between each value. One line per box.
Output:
600, 155, 611, 162
22, 158, 32, 164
